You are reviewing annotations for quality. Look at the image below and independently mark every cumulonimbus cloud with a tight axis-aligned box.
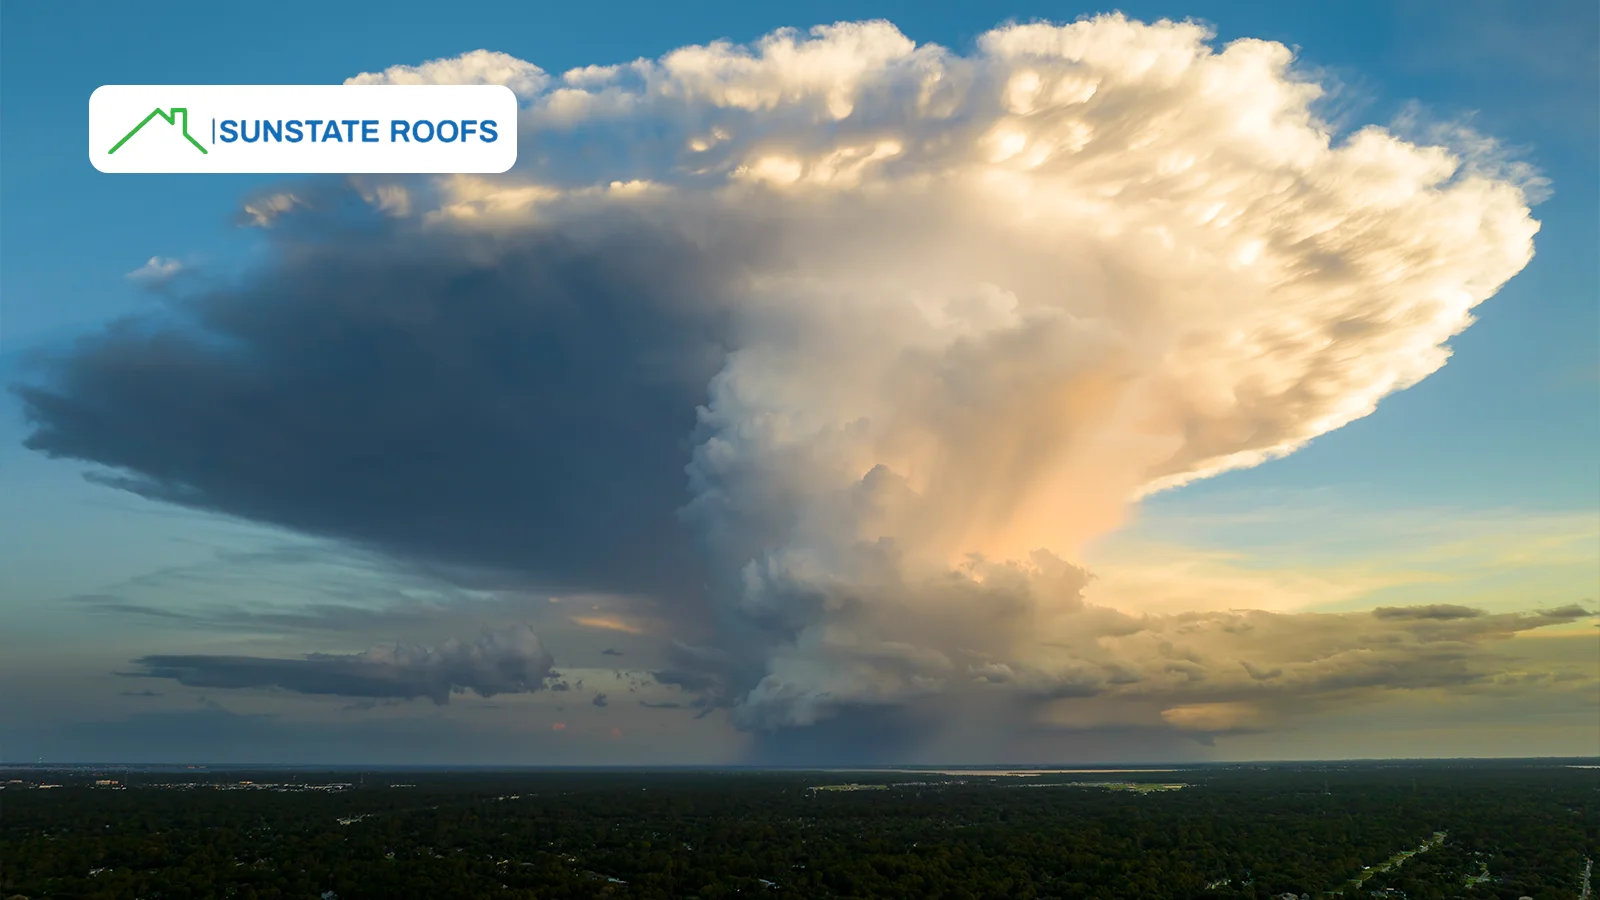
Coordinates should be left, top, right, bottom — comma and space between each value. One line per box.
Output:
19, 16, 1580, 751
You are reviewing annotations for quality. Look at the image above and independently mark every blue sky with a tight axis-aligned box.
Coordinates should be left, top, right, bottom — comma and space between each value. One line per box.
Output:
1, 0, 1595, 764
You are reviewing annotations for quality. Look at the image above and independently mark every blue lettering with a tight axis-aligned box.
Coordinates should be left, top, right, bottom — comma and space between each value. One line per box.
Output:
207, 116, 510, 147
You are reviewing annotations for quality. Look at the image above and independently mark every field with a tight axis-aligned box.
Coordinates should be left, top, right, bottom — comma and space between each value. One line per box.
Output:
2, 761, 1594, 899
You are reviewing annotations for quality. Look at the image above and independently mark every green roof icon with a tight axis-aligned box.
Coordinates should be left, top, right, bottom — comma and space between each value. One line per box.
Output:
108, 107, 208, 155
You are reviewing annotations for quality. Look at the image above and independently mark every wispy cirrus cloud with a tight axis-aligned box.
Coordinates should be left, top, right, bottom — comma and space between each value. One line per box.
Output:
125, 256, 184, 286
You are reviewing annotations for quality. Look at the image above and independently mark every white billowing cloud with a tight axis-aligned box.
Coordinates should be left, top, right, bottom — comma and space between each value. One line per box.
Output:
346, 48, 549, 98
337, 17, 1551, 735
126, 256, 183, 285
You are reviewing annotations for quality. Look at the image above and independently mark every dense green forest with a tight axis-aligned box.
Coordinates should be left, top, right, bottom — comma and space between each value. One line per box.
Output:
2, 763, 1594, 899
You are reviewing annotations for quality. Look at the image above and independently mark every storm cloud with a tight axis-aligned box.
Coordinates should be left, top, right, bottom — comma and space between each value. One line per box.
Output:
16, 16, 1574, 756
20, 219, 732, 601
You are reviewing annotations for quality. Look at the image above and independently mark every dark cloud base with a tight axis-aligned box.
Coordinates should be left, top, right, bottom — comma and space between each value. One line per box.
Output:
17, 210, 733, 602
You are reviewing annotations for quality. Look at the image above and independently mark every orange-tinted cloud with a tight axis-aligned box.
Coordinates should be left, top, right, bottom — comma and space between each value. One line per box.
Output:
569, 615, 644, 635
